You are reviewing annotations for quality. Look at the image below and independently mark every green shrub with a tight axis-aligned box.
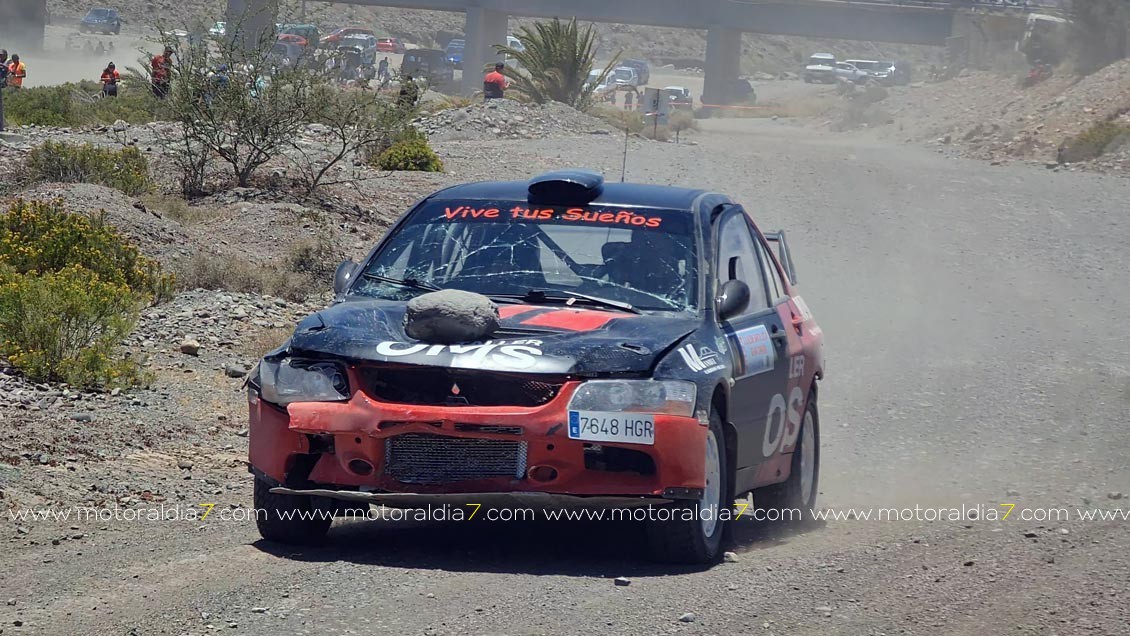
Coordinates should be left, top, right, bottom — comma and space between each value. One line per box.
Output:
375, 137, 444, 172
27, 141, 152, 196
3, 83, 162, 127
1059, 121, 1130, 163
0, 199, 173, 388
0, 265, 146, 387
0, 199, 174, 301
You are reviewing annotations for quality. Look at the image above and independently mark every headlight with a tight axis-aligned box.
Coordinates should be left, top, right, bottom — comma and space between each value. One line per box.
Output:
567, 380, 696, 418
259, 358, 350, 406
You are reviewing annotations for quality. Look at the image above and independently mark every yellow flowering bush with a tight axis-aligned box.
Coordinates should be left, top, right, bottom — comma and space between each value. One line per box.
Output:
0, 200, 173, 387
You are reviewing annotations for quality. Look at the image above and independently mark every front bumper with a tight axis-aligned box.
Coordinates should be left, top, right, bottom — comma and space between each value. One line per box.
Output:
249, 379, 707, 500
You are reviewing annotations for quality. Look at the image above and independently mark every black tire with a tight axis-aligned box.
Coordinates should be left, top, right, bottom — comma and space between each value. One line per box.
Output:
254, 476, 333, 544
646, 410, 731, 564
753, 390, 820, 520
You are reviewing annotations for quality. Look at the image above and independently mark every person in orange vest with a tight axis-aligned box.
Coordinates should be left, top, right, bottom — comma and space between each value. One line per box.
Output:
482, 62, 509, 101
7, 54, 26, 88
151, 47, 172, 99
100, 62, 120, 97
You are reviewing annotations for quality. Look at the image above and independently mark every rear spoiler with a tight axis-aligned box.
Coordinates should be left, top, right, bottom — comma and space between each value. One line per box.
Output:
763, 230, 797, 286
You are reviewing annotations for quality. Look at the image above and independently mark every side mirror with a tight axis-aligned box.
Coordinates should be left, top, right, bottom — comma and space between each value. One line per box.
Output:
716, 279, 750, 322
333, 259, 358, 295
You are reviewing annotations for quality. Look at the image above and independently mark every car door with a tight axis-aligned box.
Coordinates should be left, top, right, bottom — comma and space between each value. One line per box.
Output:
714, 209, 791, 488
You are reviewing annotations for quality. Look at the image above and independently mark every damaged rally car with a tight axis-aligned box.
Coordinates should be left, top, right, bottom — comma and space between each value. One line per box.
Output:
248, 170, 824, 563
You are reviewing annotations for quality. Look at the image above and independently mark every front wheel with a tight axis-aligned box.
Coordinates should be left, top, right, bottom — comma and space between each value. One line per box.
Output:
753, 390, 820, 520
646, 411, 731, 563
254, 476, 333, 544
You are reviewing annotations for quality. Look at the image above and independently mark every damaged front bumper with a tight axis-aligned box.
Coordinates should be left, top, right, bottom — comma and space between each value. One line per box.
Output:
248, 380, 707, 504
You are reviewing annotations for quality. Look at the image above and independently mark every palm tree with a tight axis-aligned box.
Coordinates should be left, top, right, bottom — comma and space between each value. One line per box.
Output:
493, 18, 619, 110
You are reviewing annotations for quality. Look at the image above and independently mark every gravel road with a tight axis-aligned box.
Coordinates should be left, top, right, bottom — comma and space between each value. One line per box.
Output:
2, 118, 1129, 635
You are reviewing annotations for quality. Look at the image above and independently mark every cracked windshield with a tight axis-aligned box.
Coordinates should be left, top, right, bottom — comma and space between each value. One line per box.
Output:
357, 202, 698, 311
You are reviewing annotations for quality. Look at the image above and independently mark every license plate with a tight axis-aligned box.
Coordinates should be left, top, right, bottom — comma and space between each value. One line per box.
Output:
568, 411, 655, 445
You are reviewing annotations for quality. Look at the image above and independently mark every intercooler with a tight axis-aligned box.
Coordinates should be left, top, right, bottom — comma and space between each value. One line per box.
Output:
384, 433, 528, 484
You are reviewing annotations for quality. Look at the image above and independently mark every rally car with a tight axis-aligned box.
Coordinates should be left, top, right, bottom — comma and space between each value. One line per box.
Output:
248, 170, 824, 563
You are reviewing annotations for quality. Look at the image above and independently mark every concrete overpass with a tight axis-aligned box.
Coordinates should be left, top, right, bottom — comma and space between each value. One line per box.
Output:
227, 0, 966, 100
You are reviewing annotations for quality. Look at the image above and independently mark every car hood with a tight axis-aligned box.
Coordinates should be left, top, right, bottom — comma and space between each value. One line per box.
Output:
286, 298, 698, 376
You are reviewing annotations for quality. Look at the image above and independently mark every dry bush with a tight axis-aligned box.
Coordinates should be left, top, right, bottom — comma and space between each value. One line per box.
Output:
138, 194, 216, 225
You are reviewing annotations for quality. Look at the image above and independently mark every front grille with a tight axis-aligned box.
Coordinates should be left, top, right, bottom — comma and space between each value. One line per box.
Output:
361, 366, 563, 407
384, 433, 527, 484
454, 424, 523, 435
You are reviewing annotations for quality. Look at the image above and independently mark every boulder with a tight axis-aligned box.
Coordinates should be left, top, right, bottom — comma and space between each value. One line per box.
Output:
404, 290, 499, 344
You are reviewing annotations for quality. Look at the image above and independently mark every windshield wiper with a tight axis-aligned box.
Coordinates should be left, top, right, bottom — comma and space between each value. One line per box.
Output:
495, 289, 641, 315
361, 273, 442, 292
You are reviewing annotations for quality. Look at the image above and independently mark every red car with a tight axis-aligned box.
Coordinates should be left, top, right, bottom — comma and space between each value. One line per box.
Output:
248, 170, 825, 564
377, 37, 406, 54
320, 27, 375, 47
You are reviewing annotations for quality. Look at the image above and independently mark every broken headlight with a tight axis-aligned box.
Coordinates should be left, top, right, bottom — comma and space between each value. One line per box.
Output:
568, 380, 696, 417
258, 358, 350, 406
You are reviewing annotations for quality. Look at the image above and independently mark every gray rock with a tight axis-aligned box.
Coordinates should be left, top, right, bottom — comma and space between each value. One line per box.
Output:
224, 364, 249, 379
614, 576, 631, 587
251, 607, 269, 613
678, 612, 696, 623
111, 119, 128, 132
404, 290, 499, 344
177, 459, 193, 470
723, 551, 738, 563
1107, 491, 1124, 500
179, 339, 202, 356
70, 412, 95, 422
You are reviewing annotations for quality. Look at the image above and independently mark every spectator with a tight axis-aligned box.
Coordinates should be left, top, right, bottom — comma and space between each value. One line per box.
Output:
482, 62, 509, 100
623, 89, 634, 111
7, 54, 26, 89
398, 74, 419, 109
100, 62, 120, 97
378, 56, 390, 82
151, 46, 173, 99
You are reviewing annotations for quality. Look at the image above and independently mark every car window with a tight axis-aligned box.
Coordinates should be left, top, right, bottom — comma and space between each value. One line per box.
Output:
716, 211, 769, 316
755, 233, 786, 304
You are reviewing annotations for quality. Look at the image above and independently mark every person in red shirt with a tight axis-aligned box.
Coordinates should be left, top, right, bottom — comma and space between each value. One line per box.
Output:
482, 62, 509, 100
151, 47, 172, 99
100, 62, 120, 97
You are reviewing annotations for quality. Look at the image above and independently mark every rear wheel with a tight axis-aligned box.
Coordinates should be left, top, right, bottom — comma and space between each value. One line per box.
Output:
254, 476, 333, 544
753, 390, 820, 520
646, 410, 730, 564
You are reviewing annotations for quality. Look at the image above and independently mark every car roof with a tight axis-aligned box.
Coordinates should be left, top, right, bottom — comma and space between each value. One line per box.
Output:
428, 179, 717, 213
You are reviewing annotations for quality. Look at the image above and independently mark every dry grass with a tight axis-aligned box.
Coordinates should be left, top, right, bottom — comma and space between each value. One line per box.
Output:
139, 194, 218, 225
241, 326, 293, 359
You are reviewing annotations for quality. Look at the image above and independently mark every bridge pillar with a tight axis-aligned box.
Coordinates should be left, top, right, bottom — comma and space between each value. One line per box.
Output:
462, 7, 508, 95
0, 0, 46, 53
226, 0, 278, 52
702, 27, 741, 107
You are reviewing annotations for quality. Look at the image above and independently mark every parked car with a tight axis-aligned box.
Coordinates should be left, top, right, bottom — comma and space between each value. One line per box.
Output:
80, 8, 121, 35
843, 59, 910, 86
400, 48, 454, 86
209, 21, 226, 37
835, 61, 871, 84
804, 53, 836, 83
621, 58, 651, 86
586, 69, 615, 98
445, 38, 465, 69
377, 37, 406, 54
338, 35, 378, 67
246, 169, 825, 565
664, 86, 693, 110
506, 34, 525, 52
279, 24, 320, 48
610, 66, 640, 88
321, 27, 375, 47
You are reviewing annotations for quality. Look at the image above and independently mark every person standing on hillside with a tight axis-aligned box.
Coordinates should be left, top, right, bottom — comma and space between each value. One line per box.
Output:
483, 62, 509, 100
151, 47, 173, 99
100, 62, 120, 97
0, 50, 8, 131
7, 54, 26, 89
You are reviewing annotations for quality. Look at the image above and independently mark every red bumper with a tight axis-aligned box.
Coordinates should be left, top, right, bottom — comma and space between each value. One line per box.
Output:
248, 381, 706, 498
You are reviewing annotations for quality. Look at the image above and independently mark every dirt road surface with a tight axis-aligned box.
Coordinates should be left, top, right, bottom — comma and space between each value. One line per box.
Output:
2, 117, 1129, 634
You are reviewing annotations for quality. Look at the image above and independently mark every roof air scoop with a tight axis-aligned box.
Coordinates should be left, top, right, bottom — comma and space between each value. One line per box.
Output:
528, 170, 604, 206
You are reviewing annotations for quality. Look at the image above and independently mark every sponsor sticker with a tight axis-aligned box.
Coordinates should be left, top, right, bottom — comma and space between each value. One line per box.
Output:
734, 325, 775, 378
677, 343, 725, 374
